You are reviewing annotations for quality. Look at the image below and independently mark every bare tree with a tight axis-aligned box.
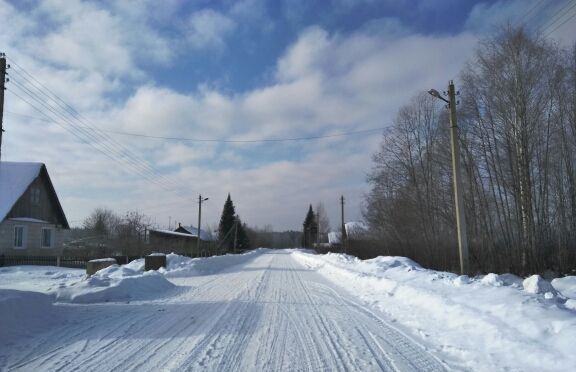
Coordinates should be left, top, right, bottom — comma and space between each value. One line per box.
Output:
315, 202, 331, 242
364, 27, 576, 274
83, 208, 121, 240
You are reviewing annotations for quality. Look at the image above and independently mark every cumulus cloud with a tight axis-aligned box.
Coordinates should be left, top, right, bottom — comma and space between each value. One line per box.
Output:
186, 9, 237, 50
3, 0, 574, 230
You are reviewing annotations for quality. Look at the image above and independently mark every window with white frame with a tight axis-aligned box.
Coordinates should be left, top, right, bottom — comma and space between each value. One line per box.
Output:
41, 228, 53, 248
14, 226, 25, 248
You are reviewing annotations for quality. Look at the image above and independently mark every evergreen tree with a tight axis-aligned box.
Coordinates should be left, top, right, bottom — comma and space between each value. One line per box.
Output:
302, 205, 318, 248
235, 218, 251, 252
218, 194, 236, 251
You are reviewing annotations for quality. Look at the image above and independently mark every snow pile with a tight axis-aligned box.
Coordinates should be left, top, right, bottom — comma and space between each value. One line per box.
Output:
52, 265, 175, 304
292, 251, 576, 372
0, 265, 84, 293
552, 276, 576, 298
0, 250, 269, 305
0, 289, 62, 348
135, 249, 269, 278
166, 249, 270, 277
480, 272, 503, 286
552, 276, 576, 310
523, 275, 557, 296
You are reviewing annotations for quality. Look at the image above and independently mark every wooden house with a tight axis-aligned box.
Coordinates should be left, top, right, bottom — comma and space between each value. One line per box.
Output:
148, 223, 216, 257
0, 162, 69, 256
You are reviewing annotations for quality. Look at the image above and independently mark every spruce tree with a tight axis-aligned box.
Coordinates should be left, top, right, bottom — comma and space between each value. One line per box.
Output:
302, 205, 318, 248
218, 194, 236, 251
235, 218, 251, 252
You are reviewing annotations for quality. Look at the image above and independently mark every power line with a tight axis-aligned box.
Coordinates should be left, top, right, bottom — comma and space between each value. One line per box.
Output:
6, 71, 198, 201
539, 0, 576, 36
5, 110, 386, 143
543, 4, 576, 36
7, 85, 181, 194
515, 0, 548, 29
5, 60, 204, 199
7, 62, 190, 195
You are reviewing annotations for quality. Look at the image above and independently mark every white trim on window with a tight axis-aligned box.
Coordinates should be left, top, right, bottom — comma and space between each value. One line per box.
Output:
13, 225, 26, 249
41, 227, 54, 249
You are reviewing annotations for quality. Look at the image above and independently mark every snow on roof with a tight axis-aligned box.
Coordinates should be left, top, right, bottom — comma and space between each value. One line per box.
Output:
327, 222, 369, 244
328, 231, 342, 245
8, 217, 50, 224
149, 228, 216, 241
0, 162, 44, 222
176, 225, 216, 241
345, 221, 368, 235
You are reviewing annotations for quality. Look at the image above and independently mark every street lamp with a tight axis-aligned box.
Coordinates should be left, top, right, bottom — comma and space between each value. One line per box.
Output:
196, 195, 209, 257
428, 80, 469, 275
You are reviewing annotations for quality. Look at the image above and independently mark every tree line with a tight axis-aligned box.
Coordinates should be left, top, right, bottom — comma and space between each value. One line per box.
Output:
364, 27, 576, 275
68, 193, 252, 256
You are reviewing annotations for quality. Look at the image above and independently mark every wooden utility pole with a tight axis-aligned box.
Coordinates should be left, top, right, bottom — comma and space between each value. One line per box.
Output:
447, 81, 469, 275
233, 218, 238, 253
428, 81, 469, 275
0, 53, 7, 162
196, 195, 208, 257
340, 195, 347, 254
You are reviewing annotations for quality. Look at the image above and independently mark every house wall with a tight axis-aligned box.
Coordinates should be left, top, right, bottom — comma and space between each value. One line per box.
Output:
7, 174, 63, 225
0, 219, 67, 256
149, 232, 198, 256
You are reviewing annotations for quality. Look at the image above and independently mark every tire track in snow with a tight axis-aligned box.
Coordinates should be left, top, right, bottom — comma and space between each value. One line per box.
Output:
4, 251, 451, 371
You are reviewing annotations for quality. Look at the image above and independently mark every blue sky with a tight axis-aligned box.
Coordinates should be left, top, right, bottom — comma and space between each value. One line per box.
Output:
1, 0, 575, 231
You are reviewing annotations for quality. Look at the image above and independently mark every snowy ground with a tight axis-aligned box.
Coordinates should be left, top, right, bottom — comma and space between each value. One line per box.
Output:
0, 249, 575, 371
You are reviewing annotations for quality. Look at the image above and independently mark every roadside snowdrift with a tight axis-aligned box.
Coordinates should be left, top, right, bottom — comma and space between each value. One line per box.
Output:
0, 250, 269, 305
292, 251, 576, 372
52, 266, 175, 304
124, 248, 269, 278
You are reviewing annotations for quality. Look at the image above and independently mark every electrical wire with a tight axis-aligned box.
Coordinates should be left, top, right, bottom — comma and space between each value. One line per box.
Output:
5, 110, 387, 143
7, 74, 197, 202
543, 4, 576, 36
539, 0, 576, 36
7, 61, 190, 195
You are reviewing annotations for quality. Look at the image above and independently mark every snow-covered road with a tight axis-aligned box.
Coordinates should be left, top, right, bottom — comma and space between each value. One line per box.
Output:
2, 250, 447, 371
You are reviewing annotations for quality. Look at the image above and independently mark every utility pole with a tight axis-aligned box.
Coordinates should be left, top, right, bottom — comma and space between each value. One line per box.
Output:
428, 81, 469, 274
447, 81, 469, 275
196, 195, 208, 257
340, 195, 347, 254
233, 218, 238, 254
0, 53, 7, 162
316, 213, 320, 250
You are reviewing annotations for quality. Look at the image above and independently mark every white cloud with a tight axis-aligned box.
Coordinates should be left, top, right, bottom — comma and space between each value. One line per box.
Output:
186, 9, 236, 50
5, 1, 573, 231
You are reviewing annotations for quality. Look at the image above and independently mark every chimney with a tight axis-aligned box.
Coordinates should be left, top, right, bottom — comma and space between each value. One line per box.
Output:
178, 222, 181, 228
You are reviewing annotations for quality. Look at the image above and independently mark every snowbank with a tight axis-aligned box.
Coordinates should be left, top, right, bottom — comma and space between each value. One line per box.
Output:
0, 265, 84, 293
292, 251, 576, 372
52, 265, 175, 304
124, 249, 270, 278
552, 276, 576, 299
164, 249, 270, 277
0, 250, 268, 305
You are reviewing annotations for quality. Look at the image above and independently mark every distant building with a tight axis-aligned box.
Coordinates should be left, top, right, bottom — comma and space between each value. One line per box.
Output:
174, 224, 215, 241
0, 162, 70, 256
327, 222, 369, 250
148, 223, 216, 257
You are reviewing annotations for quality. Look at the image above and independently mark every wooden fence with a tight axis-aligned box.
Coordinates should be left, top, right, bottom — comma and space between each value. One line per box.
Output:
0, 255, 142, 269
